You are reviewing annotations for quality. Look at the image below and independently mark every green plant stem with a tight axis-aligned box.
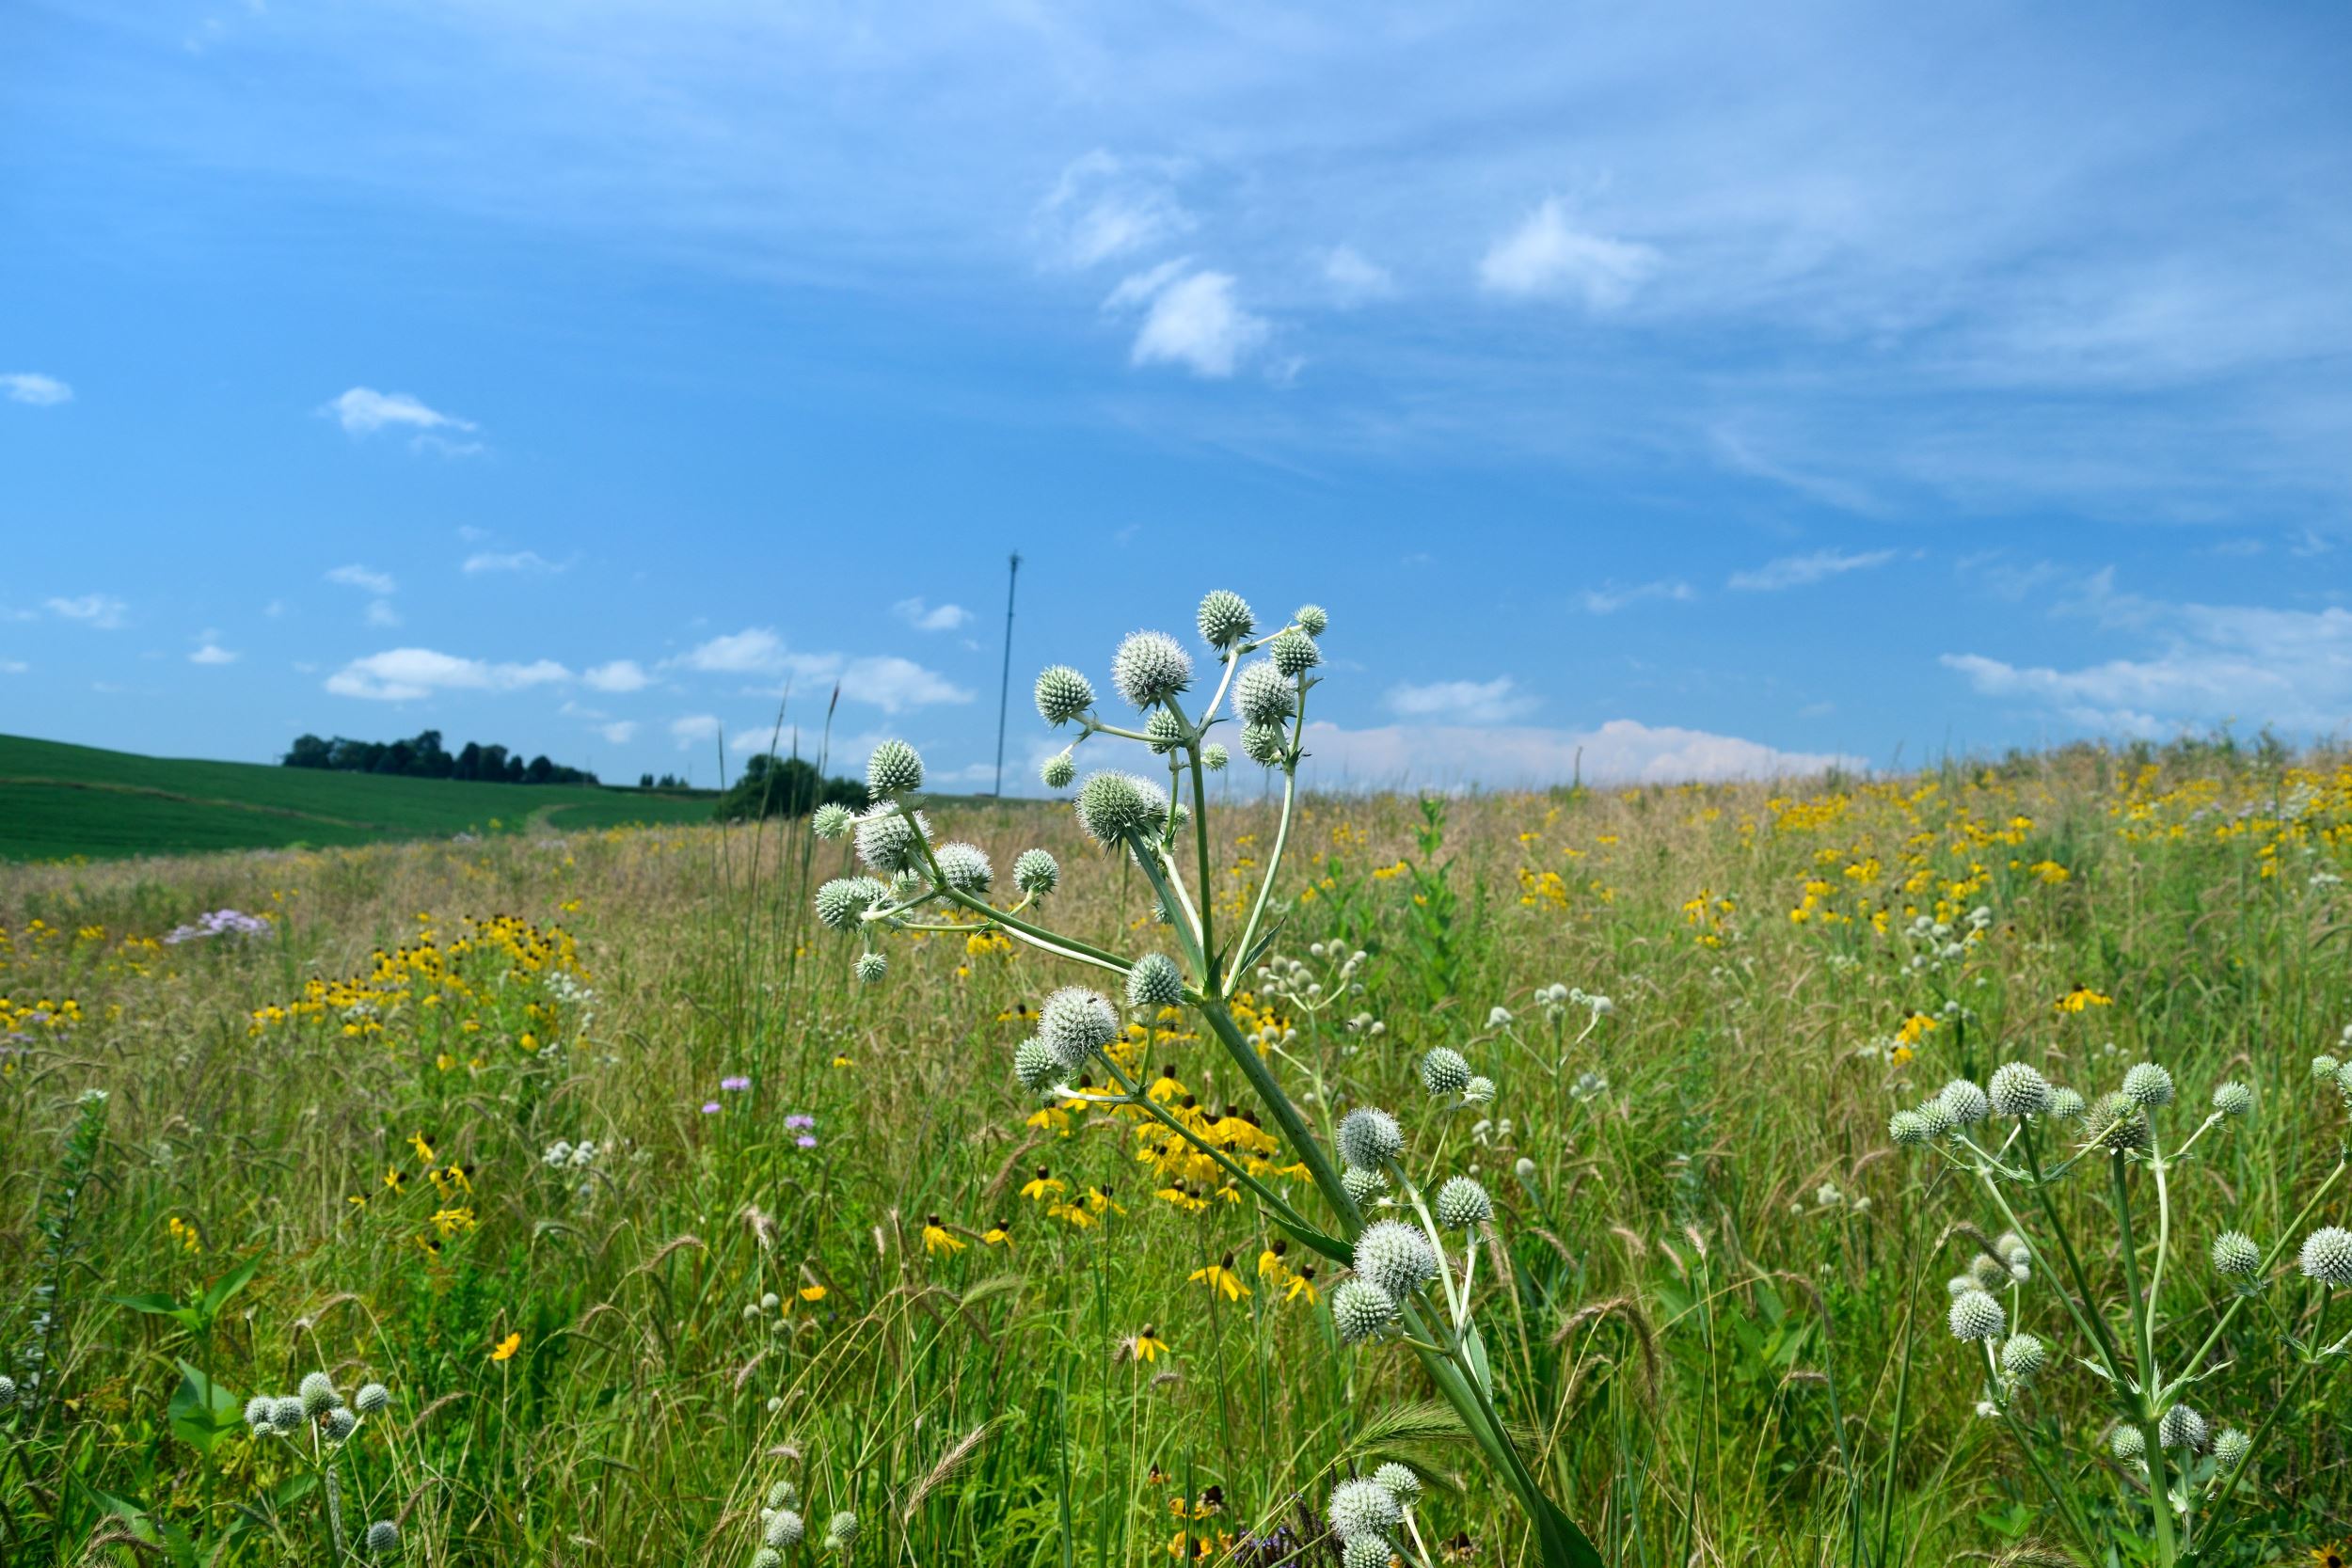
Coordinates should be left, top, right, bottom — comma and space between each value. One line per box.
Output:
2109, 1151, 2176, 1568
1089, 1055, 1322, 1242
1195, 997, 1359, 1237
2168, 1156, 2346, 1397
2014, 1128, 2131, 1383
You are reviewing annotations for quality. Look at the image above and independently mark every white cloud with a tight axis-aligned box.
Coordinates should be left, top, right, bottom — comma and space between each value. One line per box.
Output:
365, 599, 402, 628
0, 658, 28, 674
1038, 150, 1193, 269
322, 387, 476, 437
1321, 245, 1395, 306
2, 372, 72, 406
464, 549, 563, 575
189, 641, 239, 665
1478, 198, 1659, 309
826, 656, 976, 714
1386, 677, 1539, 725
325, 647, 572, 702
678, 627, 788, 673
1125, 269, 1270, 379
597, 721, 638, 745
670, 713, 724, 749
1300, 719, 1862, 790
326, 564, 397, 595
893, 597, 971, 632
46, 594, 129, 629
1727, 548, 1898, 593
1580, 579, 1693, 615
583, 658, 651, 692
671, 627, 972, 712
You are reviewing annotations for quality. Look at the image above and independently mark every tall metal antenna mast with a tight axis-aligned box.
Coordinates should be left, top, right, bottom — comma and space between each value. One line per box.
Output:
993, 551, 1022, 796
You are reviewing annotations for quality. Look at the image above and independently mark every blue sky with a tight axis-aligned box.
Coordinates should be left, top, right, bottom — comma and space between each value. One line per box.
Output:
5, 0, 2349, 789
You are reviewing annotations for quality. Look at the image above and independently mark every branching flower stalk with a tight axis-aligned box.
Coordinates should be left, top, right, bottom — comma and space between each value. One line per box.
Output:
811, 593, 1605, 1568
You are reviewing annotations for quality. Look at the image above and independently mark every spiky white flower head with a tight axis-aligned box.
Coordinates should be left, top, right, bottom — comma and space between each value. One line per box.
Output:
1945, 1275, 1976, 1298
815, 876, 886, 932
364, 1521, 400, 1557
2109, 1424, 2145, 1460
852, 807, 931, 875
1200, 742, 1229, 771
1947, 1290, 2005, 1342
1141, 709, 1184, 755
1339, 1536, 1391, 1568
1436, 1175, 1492, 1229
2212, 1427, 2250, 1468
2211, 1230, 2261, 1277
272, 1396, 306, 1431
2211, 1081, 2253, 1118
1234, 661, 1296, 727
1241, 722, 1288, 767
1041, 752, 1076, 789
1370, 1462, 1421, 1503
324, 1406, 358, 1442
1331, 1275, 1396, 1344
1035, 665, 1096, 726
1354, 1219, 1439, 1299
1999, 1331, 2046, 1386
1327, 1476, 1403, 1542
2158, 1404, 2209, 1452
1111, 630, 1193, 710
1888, 1110, 1930, 1148
1126, 953, 1184, 1011
299, 1372, 340, 1418
1266, 627, 1321, 678
1938, 1079, 1990, 1126
753, 1552, 783, 1568
243, 1394, 274, 1431
1342, 1164, 1390, 1206
1197, 589, 1256, 649
1295, 604, 1329, 636
1013, 1037, 1063, 1094
853, 951, 888, 985
2315, 1054, 2343, 1082
2047, 1086, 2086, 1120
2091, 1092, 2150, 1151
1461, 1074, 1497, 1105
1338, 1106, 1404, 1169
2122, 1062, 2174, 1109
1989, 1062, 2054, 1118
766, 1481, 800, 1511
765, 1511, 806, 1548
933, 842, 993, 895
1967, 1255, 2010, 1291
1012, 848, 1059, 896
1420, 1047, 1470, 1096
354, 1382, 389, 1415
866, 740, 923, 799
812, 802, 855, 840
1041, 987, 1120, 1068
2299, 1226, 2352, 1287
1074, 771, 1168, 847
825, 1511, 860, 1549
1915, 1097, 1958, 1138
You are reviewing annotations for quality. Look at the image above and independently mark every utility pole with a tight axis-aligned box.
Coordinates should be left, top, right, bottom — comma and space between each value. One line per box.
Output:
993, 551, 1021, 796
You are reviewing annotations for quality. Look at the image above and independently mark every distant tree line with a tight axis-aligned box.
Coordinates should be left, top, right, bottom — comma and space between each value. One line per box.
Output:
282, 730, 599, 785
713, 753, 866, 821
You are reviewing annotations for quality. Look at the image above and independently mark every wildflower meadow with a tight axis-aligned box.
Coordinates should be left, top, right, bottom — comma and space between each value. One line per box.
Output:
4, 592, 2350, 1567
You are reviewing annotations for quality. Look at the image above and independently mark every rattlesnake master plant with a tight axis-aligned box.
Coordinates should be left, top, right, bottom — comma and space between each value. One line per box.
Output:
1896, 1055, 2352, 1566
810, 592, 1604, 1568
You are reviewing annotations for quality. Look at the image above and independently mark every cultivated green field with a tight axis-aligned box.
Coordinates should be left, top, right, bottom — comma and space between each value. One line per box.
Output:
0, 735, 717, 862
1, 732, 2348, 1567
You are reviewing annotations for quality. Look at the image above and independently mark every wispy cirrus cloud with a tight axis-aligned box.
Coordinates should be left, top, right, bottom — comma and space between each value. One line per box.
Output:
463, 549, 564, 575
1579, 579, 1693, 615
1478, 198, 1659, 309
3, 372, 72, 405
1727, 548, 1898, 593
322, 387, 475, 437
46, 594, 129, 629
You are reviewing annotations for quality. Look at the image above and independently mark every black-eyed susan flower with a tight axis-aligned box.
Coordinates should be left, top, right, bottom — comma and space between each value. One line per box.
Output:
490, 1332, 520, 1362
982, 1220, 1013, 1246
1120, 1325, 1169, 1364
1021, 1168, 1065, 1202
1188, 1254, 1250, 1301
921, 1215, 966, 1257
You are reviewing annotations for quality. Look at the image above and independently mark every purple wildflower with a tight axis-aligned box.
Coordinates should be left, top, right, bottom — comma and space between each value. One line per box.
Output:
784, 1113, 816, 1130
164, 909, 271, 945
700, 1101, 722, 1115
721, 1076, 752, 1092
795, 1134, 818, 1148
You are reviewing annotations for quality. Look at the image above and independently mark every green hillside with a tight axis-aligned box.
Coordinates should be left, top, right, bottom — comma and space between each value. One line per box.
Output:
0, 734, 718, 862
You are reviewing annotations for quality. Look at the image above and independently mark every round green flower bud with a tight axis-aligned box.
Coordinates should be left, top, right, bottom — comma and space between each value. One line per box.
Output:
1074, 771, 1167, 847
1143, 709, 1185, 754
1041, 987, 1119, 1067
1197, 590, 1255, 649
1201, 743, 1229, 771
1329, 1277, 1396, 1344
2092, 1091, 2150, 1151
2210, 1229, 2261, 1277
1041, 752, 1076, 789
2299, 1225, 2352, 1287
825, 1511, 859, 1549
1938, 1079, 1990, 1126
2122, 1062, 2174, 1109
1914, 1097, 1957, 1138
933, 842, 993, 895
1340, 1535, 1391, 1568
1967, 1255, 2010, 1291
1341, 1164, 1389, 1206
766, 1481, 799, 1511
2158, 1404, 2208, 1452
1338, 1107, 1404, 1169
1035, 665, 1096, 726
1013, 1037, 1063, 1093
2212, 1427, 2249, 1468
1111, 630, 1193, 710
2211, 1080, 2253, 1118
815, 876, 886, 932
353, 1383, 389, 1415
364, 1521, 400, 1556
243, 1394, 274, 1431
1126, 953, 1184, 1011
1295, 604, 1329, 637
1989, 1061, 2054, 1118
753, 1552, 783, 1568
1947, 1290, 2005, 1342
765, 1511, 806, 1548
1999, 1331, 2046, 1385
1235, 661, 1295, 726
1327, 1476, 1402, 1542
853, 951, 887, 985
324, 1406, 358, 1442
1435, 1175, 1492, 1229
1354, 1219, 1438, 1299
1370, 1462, 1421, 1503
1241, 722, 1288, 767
272, 1396, 307, 1431
299, 1372, 340, 1418
2314, 1054, 2343, 1082
1002, 849, 1053, 898
812, 802, 855, 840
1420, 1048, 1470, 1097
852, 807, 930, 875
1266, 627, 1321, 678
2047, 1086, 2086, 1120
1462, 1075, 1496, 1104
1888, 1110, 1929, 1148
2110, 1424, 2144, 1460
866, 739, 923, 799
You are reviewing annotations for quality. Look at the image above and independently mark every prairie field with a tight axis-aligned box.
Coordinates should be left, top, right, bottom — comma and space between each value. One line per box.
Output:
3, 740, 2349, 1567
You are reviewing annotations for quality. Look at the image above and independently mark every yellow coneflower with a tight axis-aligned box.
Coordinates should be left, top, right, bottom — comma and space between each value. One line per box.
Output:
1187, 1254, 1251, 1301
407, 1132, 437, 1165
1086, 1184, 1124, 1215
982, 1220, 1013, 1246
1147, 1065, 1187, 1102
1283, 1267, 1320, 1306
798, 1284, 827, 1303
2310, 1544, 2349, 1568
1047, 1198, 1095, 1229
2054, 983, 2113, 1014
490, 1332, 521, 1362
1256, 1242, 1289, 1281
1020, 1168, 1066, 1201
921, 1215, 966, 1257
1121, 1325, 1169, 1363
